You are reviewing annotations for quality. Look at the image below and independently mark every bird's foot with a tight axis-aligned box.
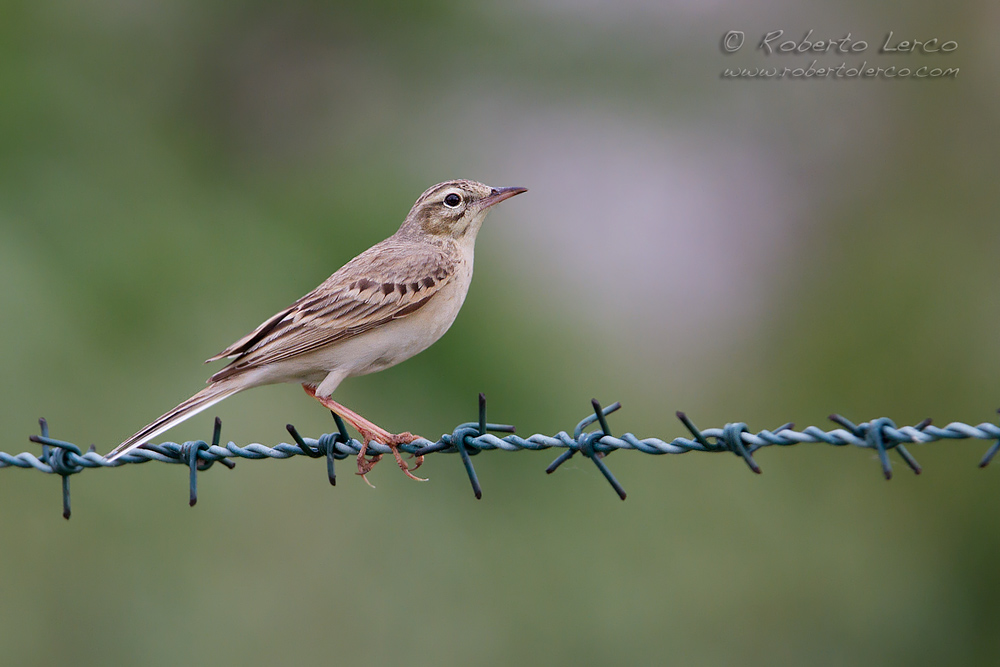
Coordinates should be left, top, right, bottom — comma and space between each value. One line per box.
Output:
301, 384, 427, 484
356, 428, 426, 483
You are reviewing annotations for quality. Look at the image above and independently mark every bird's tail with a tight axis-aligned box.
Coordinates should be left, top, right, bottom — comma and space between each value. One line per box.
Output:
106, 381, 242, 461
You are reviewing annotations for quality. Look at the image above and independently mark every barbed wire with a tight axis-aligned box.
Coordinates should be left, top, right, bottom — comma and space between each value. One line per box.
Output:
4, 394, 1000, 519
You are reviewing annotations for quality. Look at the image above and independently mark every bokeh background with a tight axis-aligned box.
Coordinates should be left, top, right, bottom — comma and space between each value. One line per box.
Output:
2, 1, 997, 664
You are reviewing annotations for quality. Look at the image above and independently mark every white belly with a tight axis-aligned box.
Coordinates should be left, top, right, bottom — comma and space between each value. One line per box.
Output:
260, 254, 474, 396
340, 267, 472, 376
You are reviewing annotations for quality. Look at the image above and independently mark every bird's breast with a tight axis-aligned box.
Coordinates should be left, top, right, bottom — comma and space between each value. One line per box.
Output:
312, 256, 474, 379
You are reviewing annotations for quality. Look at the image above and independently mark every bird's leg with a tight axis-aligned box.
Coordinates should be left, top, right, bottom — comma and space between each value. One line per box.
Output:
302, 384, 426, 482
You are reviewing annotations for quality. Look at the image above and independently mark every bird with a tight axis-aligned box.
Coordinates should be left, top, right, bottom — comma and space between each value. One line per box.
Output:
106, 179, 527, 481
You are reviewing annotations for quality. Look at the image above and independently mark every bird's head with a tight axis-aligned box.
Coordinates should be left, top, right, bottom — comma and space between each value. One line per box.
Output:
399, 179, 527, 241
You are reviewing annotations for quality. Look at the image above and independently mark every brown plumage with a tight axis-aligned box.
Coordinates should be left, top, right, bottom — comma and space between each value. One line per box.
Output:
207, 241, 457, 382
107, 179, 527, 482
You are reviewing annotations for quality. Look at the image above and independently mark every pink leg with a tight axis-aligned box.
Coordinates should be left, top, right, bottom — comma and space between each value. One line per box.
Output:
302, 384, 426, 482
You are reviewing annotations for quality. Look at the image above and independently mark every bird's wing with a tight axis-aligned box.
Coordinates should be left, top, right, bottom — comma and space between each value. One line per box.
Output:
207, 239, 456, 382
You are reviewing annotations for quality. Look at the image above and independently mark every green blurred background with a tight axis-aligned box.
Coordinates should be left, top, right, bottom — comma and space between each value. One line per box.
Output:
2, 1, 997, 664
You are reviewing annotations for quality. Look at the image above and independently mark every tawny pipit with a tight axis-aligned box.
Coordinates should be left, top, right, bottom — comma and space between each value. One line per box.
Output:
107, 179, 527, 481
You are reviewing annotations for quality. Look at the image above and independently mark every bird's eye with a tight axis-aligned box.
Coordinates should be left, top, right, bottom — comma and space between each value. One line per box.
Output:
443, 193, 462, 208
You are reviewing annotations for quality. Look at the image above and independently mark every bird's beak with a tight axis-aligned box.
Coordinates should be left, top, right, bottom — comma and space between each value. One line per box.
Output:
481, 186, 528, 209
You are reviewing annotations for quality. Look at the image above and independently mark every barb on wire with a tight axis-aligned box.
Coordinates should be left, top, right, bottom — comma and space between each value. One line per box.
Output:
4, 397, 1000, 519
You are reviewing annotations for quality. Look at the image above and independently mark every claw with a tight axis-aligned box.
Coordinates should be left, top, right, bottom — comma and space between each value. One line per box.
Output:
304, 384, 427, 483
383, 431, 428, 482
